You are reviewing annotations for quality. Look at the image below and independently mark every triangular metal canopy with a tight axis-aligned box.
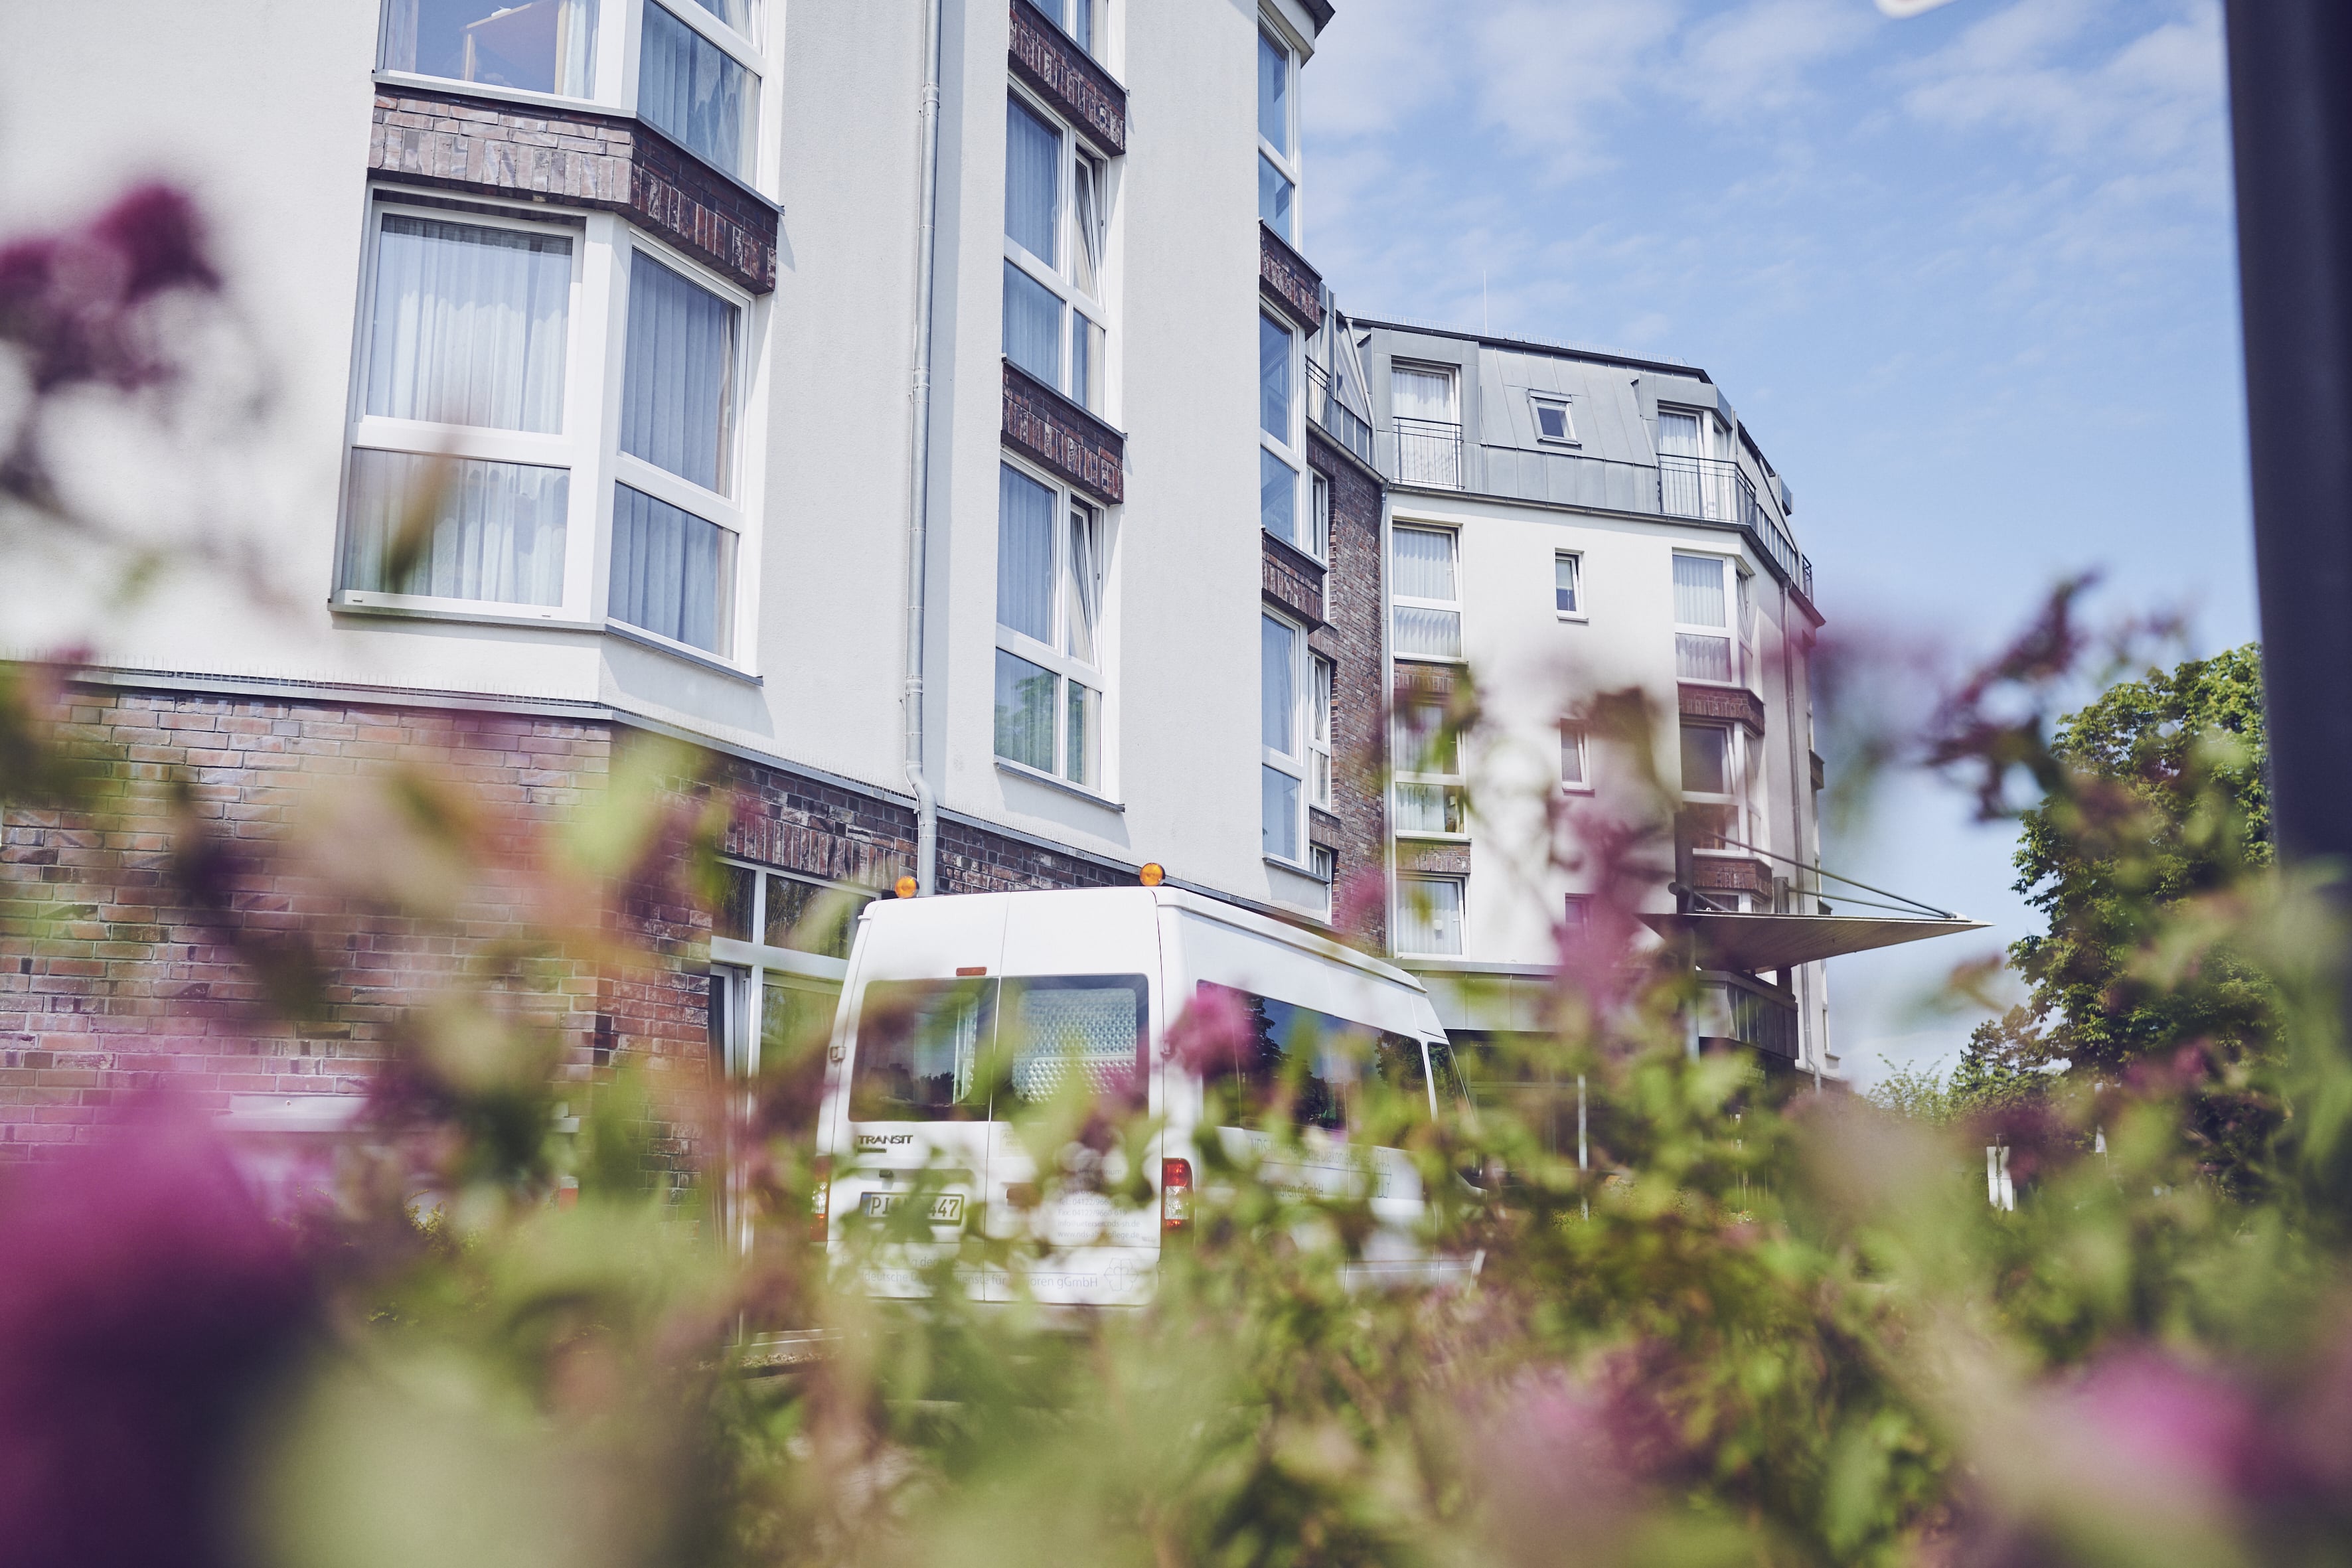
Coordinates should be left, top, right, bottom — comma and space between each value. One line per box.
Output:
1640, 911, 1990, 973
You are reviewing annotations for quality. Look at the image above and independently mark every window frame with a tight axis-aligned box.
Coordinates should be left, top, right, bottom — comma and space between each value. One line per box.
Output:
1308, 469, 1332, 562
1671, 549, 1744, 688
993, 456, 1117, 799
1560, 722, 1592, 795
1308, 651, 1334, 811
1256, 21, 1300, 242
1003, 79, 1115, 416
1395, 874, 1466, 958
336, 195, 602, 625
1261, 608, 1311, 868
1259, 308, 1306, 552
376, 0, 773, 189
1531, 392, 1577, 445
1391, 692, 1466, 841
1390, 521, 1464, 663
1553, 549, 1584, 620
601, 233, 757, 663
1678, 718, 1756, 858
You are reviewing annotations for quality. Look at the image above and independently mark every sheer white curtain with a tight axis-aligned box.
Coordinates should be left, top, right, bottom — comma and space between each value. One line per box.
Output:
1391, 526, 1461, 659
366, 216, 570, 432
1674, 553, 1733, 682
1064, 504, 1101, 664
639, 3, 748, 176
1071, 157, 1103, 297
344, 451, 568, 605
1391, 365, 1458, 487
611, 485, 734, 653
1658, 408, 1701, 516
620, 254, 737, 493
1397, 879, 1463, 956
1005, 98, 1059, 262
996, 465, 1056, 643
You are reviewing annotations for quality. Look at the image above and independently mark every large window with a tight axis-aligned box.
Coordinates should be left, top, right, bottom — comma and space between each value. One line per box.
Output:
1260, 311, 1307, 550
1391, 362, 1460, 488
1393, 693, 1464, 838
378, 1, 767, 183
1680, 720, 1755, 857
1391, 525, 1462, 660
1396, 876, 1464, 957
1257, 27, 1298, 241
1261, 613, 1308, 864
996, 463, 1108, 791
1672, 552, 1743, 685
343, 208, 578, 611
1004, 91, 1111, 414
1658, 406, 1737, 520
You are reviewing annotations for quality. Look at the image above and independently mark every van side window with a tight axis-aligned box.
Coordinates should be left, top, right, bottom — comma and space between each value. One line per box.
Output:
1425, 1035, 1471, 1113
1003, 975, 1149, 1109
849, 979, 994, 1121
1196, 982, 1424, 1133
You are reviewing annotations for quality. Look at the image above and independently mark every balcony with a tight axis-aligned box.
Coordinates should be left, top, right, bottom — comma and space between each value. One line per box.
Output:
1385, 416, 1464, 489
1698, 973, 1800, 1059
1660, 454, 1812, 603
1305, 358, 1373, 467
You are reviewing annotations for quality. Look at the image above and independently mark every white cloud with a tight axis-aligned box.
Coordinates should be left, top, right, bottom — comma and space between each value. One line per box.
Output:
1670, 0, 1879, 121
1468, 0, 1681, 179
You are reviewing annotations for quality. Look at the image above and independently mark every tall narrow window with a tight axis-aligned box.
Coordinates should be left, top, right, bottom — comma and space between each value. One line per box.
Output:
1658, 406, 1733, 520
380, 0, 601, 97
1554, 551, 1581, 615
1560, 724, 1590, 791
1679, 720, 1751, 860
1391, 362, 1460, 488
639, 3, 751, 179
1393, 694, 1464, 836
1391, 526, 1462, 659
1262, 613, 1305, 862
1257, 29, 1297, 240
1004, 92, 1112, 413
343, 210, 576, 608
1310, 471, 1331, 561
1259, 311, 1302, 547
1309, 654, 1334, 810
996, 464, 1107, 789
610, 250, 742, 655
1672, 553, 1735, 683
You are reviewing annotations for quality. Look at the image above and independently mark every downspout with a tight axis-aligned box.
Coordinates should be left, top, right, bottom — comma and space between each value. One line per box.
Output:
902, 0, 945, 893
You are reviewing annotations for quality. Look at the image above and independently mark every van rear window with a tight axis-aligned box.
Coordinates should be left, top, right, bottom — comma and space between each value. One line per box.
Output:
1194, 982, 1427, 1131
848, 975, 1148, 1122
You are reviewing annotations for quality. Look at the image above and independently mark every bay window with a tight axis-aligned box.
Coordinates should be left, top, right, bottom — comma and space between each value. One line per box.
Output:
996, 463, 1109, 791
377, 0, 769, 186
1680, 720, 1755, 856
1396, 876, 1464, 957
338, 196, 757, 668
1391, 525, 1462, 660
1004, 90, 1112, 414
1672, 552, 1741, 684
1261, 613, 1307, 863
1393, 694, 1464, 838
1257, 27, 1298, 241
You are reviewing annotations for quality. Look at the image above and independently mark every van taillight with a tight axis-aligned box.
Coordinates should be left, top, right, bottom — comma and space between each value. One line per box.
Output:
1160, 1157, 1193, 1233
810, 1158, 832, 1245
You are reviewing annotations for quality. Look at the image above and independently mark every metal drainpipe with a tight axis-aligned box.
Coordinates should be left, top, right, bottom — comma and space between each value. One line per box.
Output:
902, 0, 945, 894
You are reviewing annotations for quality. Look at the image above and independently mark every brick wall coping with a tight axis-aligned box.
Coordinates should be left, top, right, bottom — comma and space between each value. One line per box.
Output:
1008, 0, 1127, 155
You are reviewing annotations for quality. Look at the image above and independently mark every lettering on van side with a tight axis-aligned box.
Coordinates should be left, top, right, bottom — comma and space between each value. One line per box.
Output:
857, 1133, 915, 1147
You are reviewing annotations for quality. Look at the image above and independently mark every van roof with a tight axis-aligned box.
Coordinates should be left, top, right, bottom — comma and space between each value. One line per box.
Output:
861, 886, 1429, 994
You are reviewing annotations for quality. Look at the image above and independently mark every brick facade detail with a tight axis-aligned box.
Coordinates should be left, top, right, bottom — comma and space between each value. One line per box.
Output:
1008, 0, 1127, 155
368, 87, 779, 294
1003, 360, 1125, 504
1306, 428, 1387, 953
1262, 534, 1326, 628
1259, 223, 1325, 334
1396, 841, 1471, 876
1688, 854, 1772, 898
0, 686, 1150, 1165
1678, 681, 1767, 735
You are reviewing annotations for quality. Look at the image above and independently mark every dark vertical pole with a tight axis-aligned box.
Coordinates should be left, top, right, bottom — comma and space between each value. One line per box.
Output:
2225, 2, 2352, 866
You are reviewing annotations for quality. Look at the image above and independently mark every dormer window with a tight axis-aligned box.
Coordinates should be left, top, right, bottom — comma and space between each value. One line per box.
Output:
1532, 395, 1575, 444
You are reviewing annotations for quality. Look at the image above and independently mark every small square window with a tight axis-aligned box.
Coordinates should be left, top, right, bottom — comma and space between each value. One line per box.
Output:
1554, 552, 1581, 615
1533, 396, 1575, 443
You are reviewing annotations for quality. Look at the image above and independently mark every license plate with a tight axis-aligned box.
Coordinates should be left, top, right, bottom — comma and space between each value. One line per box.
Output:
864, 1192, 965, 1223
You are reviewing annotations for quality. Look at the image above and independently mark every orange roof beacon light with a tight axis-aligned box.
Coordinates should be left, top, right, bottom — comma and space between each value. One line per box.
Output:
1138, 862, 1166, 888
894, 874, 919, 899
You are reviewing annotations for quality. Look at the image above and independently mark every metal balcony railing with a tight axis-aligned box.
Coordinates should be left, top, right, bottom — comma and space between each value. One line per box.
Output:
1660, 455, 1813, 601
1387, 416, 1464, 489
1304, 358, 1373, 467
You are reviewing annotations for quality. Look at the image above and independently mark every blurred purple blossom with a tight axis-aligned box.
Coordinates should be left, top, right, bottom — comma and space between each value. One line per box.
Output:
0, 183, 218, 395
0, 1093, 315, 1568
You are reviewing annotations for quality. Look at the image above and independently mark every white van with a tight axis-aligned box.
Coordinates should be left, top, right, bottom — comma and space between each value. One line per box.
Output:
812, 886, 1470, 1306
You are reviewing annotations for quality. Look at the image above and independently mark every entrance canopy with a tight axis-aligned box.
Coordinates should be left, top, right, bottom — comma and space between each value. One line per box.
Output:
1639, 911, 1989, 973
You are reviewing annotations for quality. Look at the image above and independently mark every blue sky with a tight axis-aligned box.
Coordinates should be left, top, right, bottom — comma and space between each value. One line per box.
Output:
1300, 0, 2252, 1084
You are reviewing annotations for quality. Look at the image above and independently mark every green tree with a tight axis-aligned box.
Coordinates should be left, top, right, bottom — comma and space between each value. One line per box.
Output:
2009, 644, 2277, 1184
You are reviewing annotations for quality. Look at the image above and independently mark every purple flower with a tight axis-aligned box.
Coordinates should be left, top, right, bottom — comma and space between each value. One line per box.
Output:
0, 183, 218, 393
0, 1093, 315, 1568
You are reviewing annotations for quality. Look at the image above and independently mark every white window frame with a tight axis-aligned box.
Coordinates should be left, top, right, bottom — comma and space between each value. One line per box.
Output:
1658, 404, 1737, 522
1261, 609, 1311, 868
1260, 308, 1306, 552
1395, 874, 1465, 958
336, 195, 603, 627
1680, 718, 1757, 862
375, 0, 775, 192
1309, 469, 1332, 562
1391, 691, 1465, 842
1308, 652, 1334, 811
1391, 522, 1464, 663
1004, 80, 1115, 416
1531, 392, 1577, 445
994, 456, 1116, 797
1672, 549, 1743, 688
1256, 20, 1301, 242
1560, 722, 1592, 795
1389, 360, 1462, 489
600, 233, 757, 664
1554, 549, 1583, 621
1309, 843, 1337, 916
